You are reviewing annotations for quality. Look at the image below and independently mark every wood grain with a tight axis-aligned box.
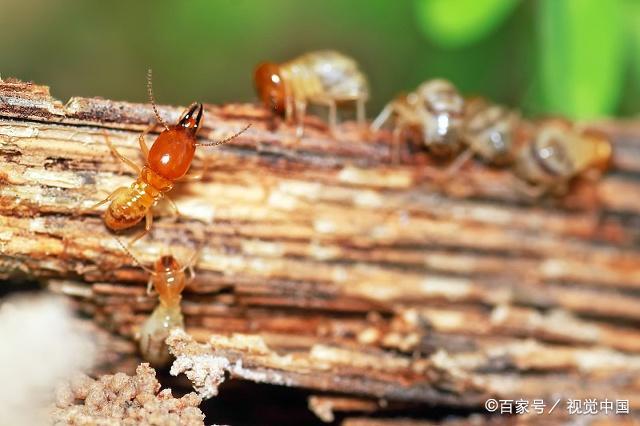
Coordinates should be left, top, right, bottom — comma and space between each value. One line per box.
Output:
1, 78, 639, 424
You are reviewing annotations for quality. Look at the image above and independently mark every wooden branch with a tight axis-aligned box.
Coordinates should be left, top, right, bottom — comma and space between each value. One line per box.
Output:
2, 78, 640, 424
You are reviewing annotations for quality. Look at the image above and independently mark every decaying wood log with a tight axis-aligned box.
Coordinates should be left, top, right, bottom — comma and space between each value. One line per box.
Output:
1, 77, 640, 424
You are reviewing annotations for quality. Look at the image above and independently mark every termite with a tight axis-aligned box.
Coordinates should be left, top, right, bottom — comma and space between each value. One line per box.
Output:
117, 238, 199, 367
91, 70, 249, 244
513, 119, 612, 197
445, 97, 521, 175
371, 79, 465, 163
254, 50, 369, 137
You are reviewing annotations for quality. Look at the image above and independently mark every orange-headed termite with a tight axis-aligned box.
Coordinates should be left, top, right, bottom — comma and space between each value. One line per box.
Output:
92, 70, 250, 244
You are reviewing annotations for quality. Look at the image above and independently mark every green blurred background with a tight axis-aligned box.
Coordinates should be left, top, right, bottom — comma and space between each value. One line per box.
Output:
1, 0, 638, 119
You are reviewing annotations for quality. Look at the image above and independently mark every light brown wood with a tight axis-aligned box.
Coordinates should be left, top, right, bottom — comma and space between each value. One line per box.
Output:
1, 78, 639, 424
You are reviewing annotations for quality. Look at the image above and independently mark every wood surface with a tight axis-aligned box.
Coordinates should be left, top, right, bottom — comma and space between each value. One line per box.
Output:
1, 78, 639, 424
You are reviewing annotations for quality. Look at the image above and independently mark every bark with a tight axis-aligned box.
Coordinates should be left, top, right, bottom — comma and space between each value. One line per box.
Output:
1, 78, 639, 424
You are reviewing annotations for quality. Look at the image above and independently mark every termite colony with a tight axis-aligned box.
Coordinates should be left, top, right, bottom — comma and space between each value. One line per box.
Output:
89, 53, 612, 366
254, 52, 612, 197
91, 70, 249, 366
370, 78, 612, 196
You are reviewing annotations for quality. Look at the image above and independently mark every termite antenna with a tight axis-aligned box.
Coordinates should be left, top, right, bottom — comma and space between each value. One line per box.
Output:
114, 236, 155, 275
147, 68, 170, 131
179, 243, 203, 274
195, 124, 251, 147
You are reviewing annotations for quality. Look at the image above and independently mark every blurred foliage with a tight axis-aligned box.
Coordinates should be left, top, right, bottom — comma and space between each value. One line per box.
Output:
415, 0, 634, 119
625, 0, 640, 89
0, 0, 637, 119
415, 0, 520, 49
537, 0, 625, 118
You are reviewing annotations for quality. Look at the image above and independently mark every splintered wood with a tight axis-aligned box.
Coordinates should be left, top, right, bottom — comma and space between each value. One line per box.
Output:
1, 78, 639, 424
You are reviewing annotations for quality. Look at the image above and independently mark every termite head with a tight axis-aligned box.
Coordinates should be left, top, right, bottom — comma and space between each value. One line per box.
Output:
148, 103, 203, 181
156, 254, 181, 274
152, 255, 186, 308
145, 69, 248, 182
177, 102, 204, 134
254, 62, 286, 115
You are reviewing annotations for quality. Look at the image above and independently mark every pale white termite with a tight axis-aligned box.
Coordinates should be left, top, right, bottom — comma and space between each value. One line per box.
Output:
255, 50, 370, 136
371, 79, 465, 163
117, 239, 199, 367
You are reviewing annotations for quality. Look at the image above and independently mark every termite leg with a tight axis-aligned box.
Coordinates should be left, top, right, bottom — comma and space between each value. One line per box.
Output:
284, 95, 294, 123
327, 100, 338, 134
104, 131, 141, 174
356, 98, 366, 126
442, 148, 474, 179
314, 97, 338, 134
391, 126, 403, 165
185, 246, 202, 279
187, 264, 196, 282
145, 208, 154, 230
163, 195, 181, 219
146, 277, 155, 296
129, 211, 154, 246
181, 245, 202, 287
89, 187, 128, 211
138, 124, 156, 161
294, 99, 307, 139
371, 102, 393, 132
